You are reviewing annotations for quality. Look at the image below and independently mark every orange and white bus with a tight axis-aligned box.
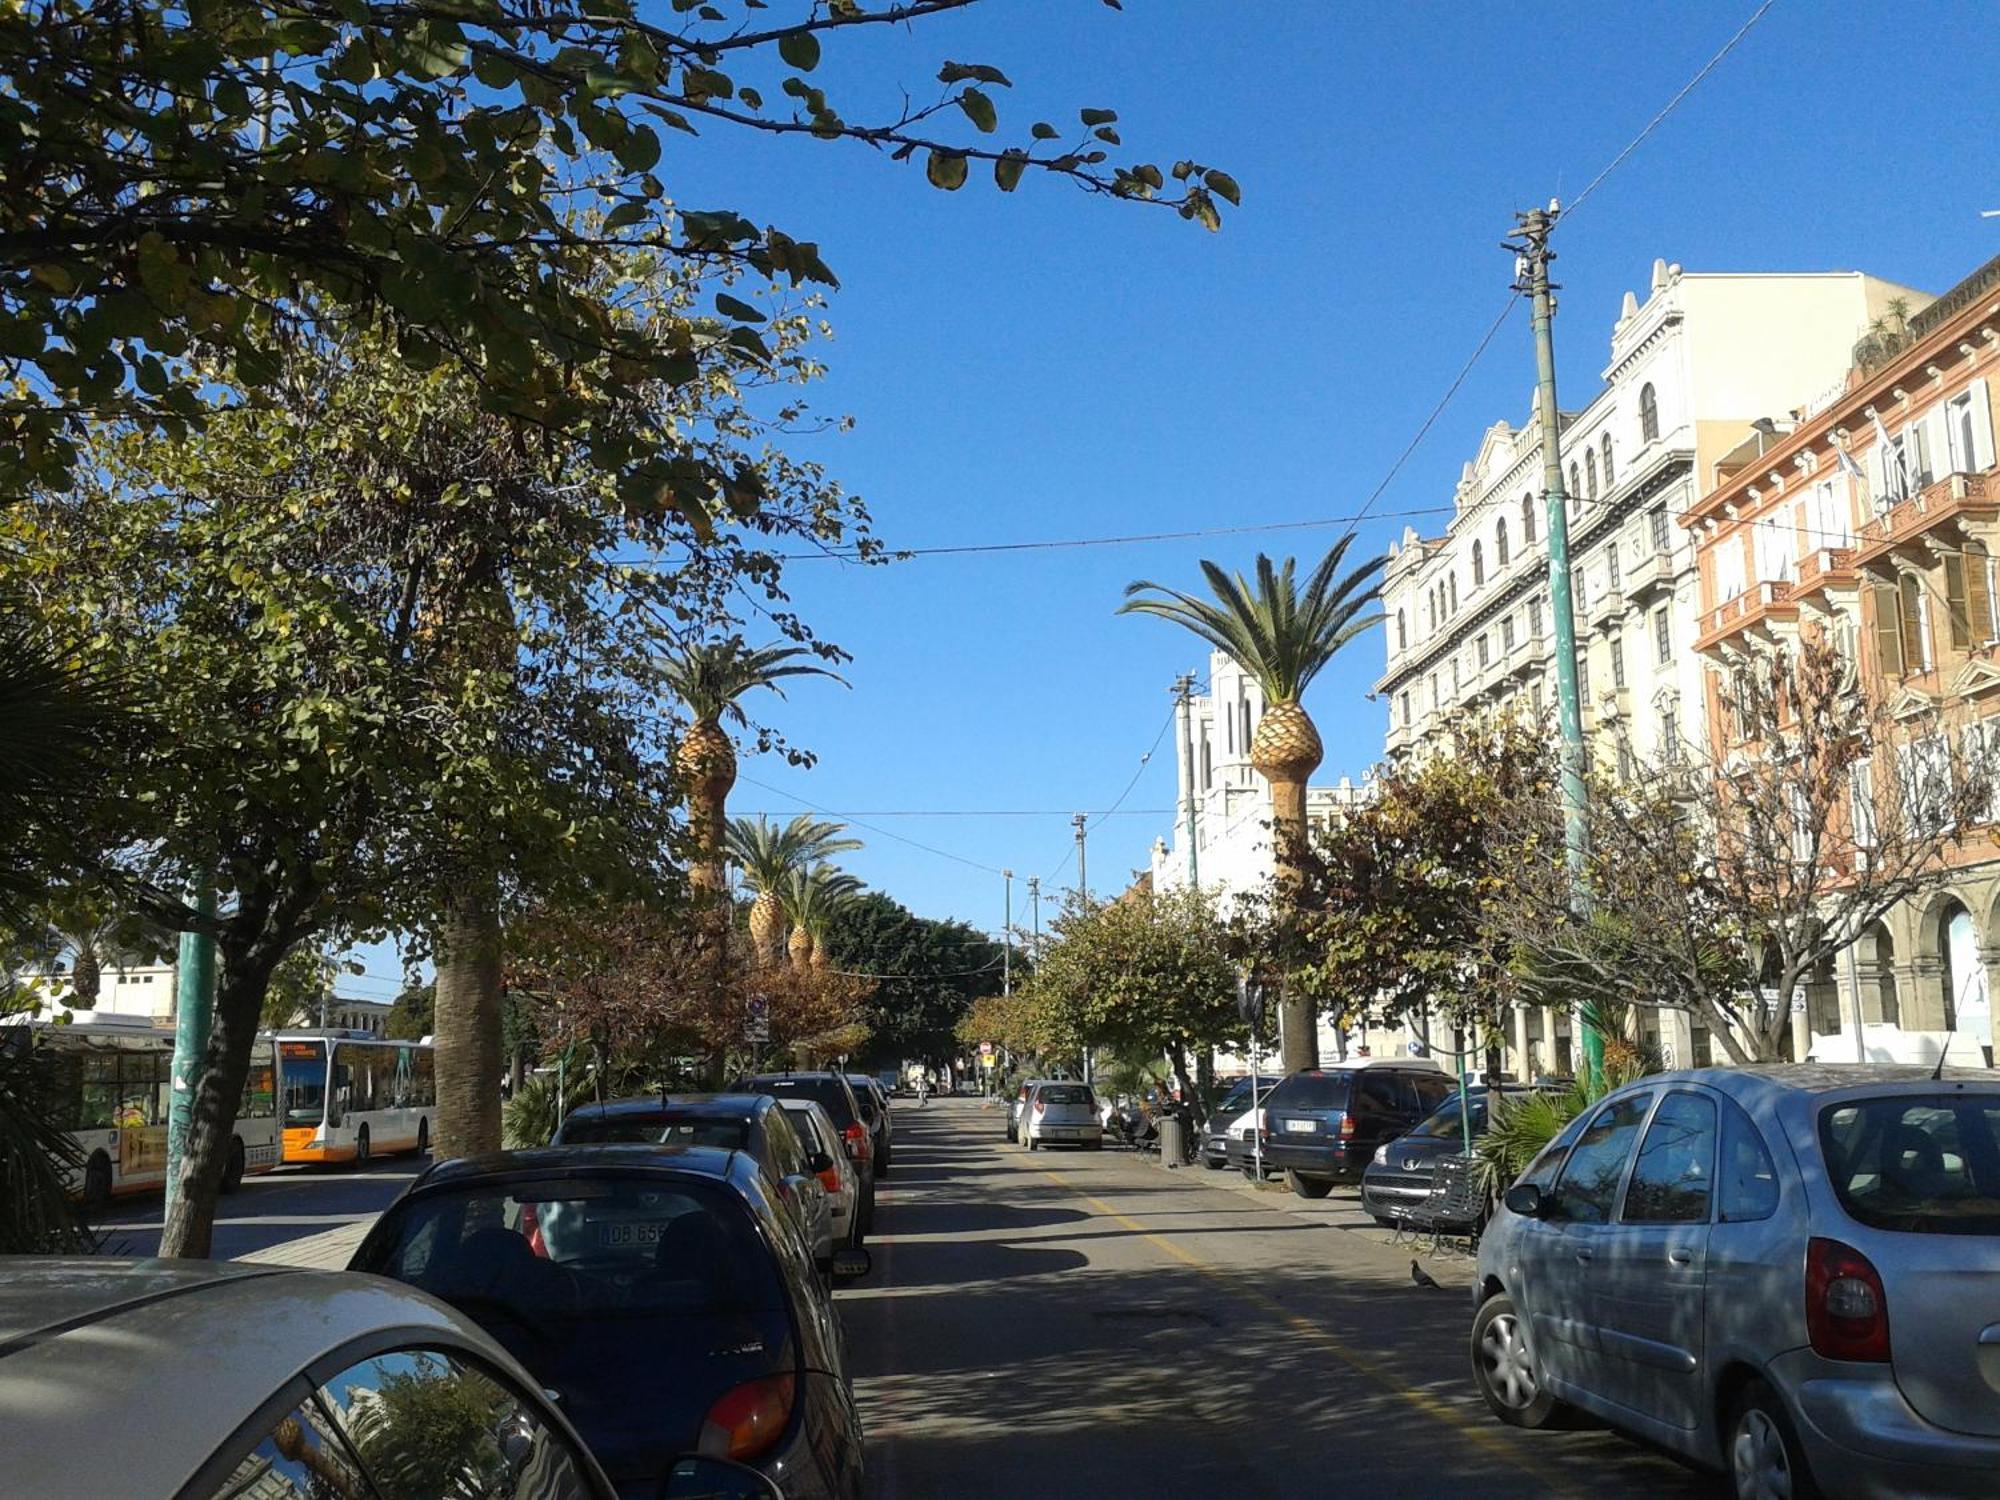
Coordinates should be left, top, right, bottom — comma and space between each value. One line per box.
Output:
3, 1015, 281, 1208
274, 1031, 435, 1165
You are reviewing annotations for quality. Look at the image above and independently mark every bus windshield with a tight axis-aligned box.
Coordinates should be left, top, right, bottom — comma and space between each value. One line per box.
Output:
280, 1040, 328, 1127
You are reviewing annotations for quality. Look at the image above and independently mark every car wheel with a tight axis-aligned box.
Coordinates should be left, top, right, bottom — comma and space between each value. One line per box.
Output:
81, 1152, 112, 1213
1471, 1293, 1562, 1429
1728, 1379, 1823, 1500
220, 1137, 247, 1195
353, 1126, 370, 1166
1286, 1171, 1333, 1199
1201, 1154, 1227, 1170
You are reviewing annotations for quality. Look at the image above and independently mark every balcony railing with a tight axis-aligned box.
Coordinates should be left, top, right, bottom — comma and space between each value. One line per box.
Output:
1793, 546, 1857, 601
1623, 544, 1675, 597
1696, 579, 1799, 651
1853, 471, 1998, 572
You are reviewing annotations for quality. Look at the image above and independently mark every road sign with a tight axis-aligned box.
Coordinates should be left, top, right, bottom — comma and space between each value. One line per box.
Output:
745, 997, 770, 1044
1236, 974, 1267, 1028
978, 1040, 994, 1061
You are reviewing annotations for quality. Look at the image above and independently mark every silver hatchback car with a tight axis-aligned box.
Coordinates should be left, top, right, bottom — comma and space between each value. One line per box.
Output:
1472, 1065, 2000, 1499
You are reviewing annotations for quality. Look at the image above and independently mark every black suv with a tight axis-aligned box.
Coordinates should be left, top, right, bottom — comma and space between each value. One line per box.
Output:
736, 1072, 876, 1232
1255, 1061, 1455, 1199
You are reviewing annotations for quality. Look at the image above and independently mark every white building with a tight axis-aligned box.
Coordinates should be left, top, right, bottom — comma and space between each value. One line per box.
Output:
12, 961, 179, 1024
1375, 259, 1928, 1077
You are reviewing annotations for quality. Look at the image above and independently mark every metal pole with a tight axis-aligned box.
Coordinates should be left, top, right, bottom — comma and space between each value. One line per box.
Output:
1028, 876, 1041, 957
1845, 940, 1868, 1065
1508, 201, 1603, 1086
165, 883, 216, 1218
1073, 813, 1088, 901
1175, 674, 1200, 889
1002, 868, 1013, 997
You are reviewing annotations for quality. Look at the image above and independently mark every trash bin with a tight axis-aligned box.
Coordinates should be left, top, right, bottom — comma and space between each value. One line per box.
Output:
1158, 1115, 1186, 1169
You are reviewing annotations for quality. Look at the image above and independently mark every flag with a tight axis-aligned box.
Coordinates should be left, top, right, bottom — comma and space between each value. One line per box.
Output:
1871, 409, 1906, 504
1834, 444, 1864, 482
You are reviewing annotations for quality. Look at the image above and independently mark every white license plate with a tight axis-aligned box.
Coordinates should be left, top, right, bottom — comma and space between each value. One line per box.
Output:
599, 1220, 669, 1247
1283, 1120, 1318, 1134
1046, 1127, 1074, 1137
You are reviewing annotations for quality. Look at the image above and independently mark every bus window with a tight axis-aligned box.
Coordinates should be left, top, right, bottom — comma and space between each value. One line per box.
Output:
241, 1061, 277, 1120
281, 1040, 328, 1127
81, 1047, 119, 1129
412, 1047, 435, 1108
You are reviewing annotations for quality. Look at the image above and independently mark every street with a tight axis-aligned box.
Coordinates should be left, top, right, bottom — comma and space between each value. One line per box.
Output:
90, 1157, 420, 1263
840, 1097, 1709, 1500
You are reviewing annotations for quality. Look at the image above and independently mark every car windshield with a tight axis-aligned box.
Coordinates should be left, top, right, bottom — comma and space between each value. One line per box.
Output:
1271, 1073, 1351, 1112
742, 1076, 854, 1129
1819, 1093, 2000, 1234
1407, 1093, 1491, 1140
278, 1039, 327, 1127
561, 1115, 749, 1149
1038, 1085, 1094, 1107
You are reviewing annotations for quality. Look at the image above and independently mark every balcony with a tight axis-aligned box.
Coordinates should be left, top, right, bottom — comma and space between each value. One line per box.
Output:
1624, 544, 1676, 598
1791, 546, 1858, 610
1586, 585, 1628, 631
1853, 472, 1999, 576
1696, 580, 1799, 655
1505, 631, 1549, 678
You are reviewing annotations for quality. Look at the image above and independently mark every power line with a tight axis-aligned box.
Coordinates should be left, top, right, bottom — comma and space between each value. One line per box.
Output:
735, 773, 1008, 876
1043, 698, 1182, 886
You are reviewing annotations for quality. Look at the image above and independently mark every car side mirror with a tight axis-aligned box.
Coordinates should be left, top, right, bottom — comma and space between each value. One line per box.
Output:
831, 1246, 872, 1281
1504, 1182, 1551, 1219
665, 1456, 786, 1499
808, 1150, 834, 1174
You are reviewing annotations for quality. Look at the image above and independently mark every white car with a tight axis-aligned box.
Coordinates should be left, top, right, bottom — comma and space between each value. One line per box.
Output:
1021, 1081, 1104, 1150
781, 1096, 863, 1251
0, 1258, 780, 1500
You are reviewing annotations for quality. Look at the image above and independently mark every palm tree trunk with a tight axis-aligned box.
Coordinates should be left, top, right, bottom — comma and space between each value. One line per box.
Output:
434, 874, 503, 1159
1254, 699, 1324, 1074
69, 935, 101, 1007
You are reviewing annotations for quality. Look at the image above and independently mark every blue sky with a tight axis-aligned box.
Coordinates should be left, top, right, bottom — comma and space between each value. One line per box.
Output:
348, 1, 1999, 998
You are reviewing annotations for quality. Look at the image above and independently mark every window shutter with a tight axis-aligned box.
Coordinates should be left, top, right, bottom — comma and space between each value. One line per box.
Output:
1900, 576, 1927, 672
1872, 584, 1904, 677
1946, 552, 1971, 648
1971, 379, 1996, 473
1970, 546, 1995, 646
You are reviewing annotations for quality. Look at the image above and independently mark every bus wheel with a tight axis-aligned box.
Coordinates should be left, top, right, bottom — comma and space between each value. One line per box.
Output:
416, 1119, 429, 1156
353, 1126, 371, 1167
220, 1138, 247, 1195
82, 1153, 112, 1214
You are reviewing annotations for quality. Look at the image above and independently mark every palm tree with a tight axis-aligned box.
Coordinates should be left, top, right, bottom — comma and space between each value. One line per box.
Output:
664, 639, 843, 896
779, 864, 865, 972
727, 815, 862, 965
1119, 538, 1383, 1071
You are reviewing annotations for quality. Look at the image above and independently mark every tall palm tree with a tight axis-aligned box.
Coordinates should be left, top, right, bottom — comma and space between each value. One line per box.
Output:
1119, 538, 1383, 1071
779, 865, 865, 972
727, 815, 862, 966
664, 639, 843, 897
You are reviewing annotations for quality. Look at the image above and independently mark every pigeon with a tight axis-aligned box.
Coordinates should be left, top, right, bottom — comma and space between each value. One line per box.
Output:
1410, 1259, 1442, 1290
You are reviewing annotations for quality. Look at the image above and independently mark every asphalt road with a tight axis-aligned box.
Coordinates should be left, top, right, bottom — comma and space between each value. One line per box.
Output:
841, 1096, 1714, 1500
89, 1155, 422, 1261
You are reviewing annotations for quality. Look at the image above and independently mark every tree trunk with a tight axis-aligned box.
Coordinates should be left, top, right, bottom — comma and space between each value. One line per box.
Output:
679, 717, 735, 898
160, 943, 280, 1258
1252, 699, 1323, 1075
434, 875, 503, 1160
749, 891, 784, 967
70, 937, 101, 1007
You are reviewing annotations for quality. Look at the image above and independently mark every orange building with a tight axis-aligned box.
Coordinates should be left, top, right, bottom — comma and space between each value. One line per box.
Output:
1684, 255, 2000, 1068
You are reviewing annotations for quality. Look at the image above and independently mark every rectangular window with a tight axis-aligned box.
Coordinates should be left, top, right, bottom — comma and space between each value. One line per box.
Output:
1610, 636, 1626, 690
1529, 598, 1545, 638
1789, 783, 1813, 862
1660, 703, 1679, 761
1576, 650, 1591, 706
1452, 658, 1461, 693
1621, 1092, 1717, 1225
1850, 761, 1877, 849
1650, 508, 1670, 553
1607, 544, 1621, 588
1571, 565, 1585, 611
1963, 720, 1998, 824
1899, 734, 1954, 834
1477, 634, 1490, 668
1399, 691, 1411, 726
1872, 583, 1905, 677
1501, 618, 1517, 654
1532, 682, 1544, 714
1653, 608, 1671, 664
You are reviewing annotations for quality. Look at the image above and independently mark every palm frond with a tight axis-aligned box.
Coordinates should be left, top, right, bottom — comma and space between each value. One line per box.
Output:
1118, 538, 1385, 702
726, 815, 862, 892
664, 638, 846, 726
780, 863, 865, 926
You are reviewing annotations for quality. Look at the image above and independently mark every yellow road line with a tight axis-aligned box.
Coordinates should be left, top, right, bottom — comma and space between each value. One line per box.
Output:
1035, 1164, 1583, 1500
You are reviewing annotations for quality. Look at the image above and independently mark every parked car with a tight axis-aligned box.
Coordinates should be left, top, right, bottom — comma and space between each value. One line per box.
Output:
1021, 1081, 1103, 1150
780, 1097, 862, 1252
1201, 1074, 1282, 1170
1471, 1064, 2000, 1500
1254, 1058, 1453, 1198
845, 1072, 894, 1175
354, 1145, 868, 1500
556, 1092, 834, 1274
736, 1072, 877, 1234
1360, 1084, 1532, 1225
1007, 1077, 1058, 1143
0, 1257, 783, 1500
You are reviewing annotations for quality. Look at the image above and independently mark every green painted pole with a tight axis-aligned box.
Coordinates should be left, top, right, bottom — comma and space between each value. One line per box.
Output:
166, 884, 216, 1217
1510, 203, 1604, 1087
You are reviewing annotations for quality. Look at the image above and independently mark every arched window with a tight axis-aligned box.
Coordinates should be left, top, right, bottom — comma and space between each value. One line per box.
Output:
1569, 461, 1581, 500
1471, 540, 1485, 587
1585, 449, 1598, 500
1496, 518, 1510, 568
1601, 432, 1614, 486
1521, 493, 1537, 544
1639, 383, 1660, 443
1449, 573, 1458, 613
1396, 609, 1407, 652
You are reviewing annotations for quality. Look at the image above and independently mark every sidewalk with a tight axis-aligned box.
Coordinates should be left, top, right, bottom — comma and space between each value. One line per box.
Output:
236, 1218, 373, 1269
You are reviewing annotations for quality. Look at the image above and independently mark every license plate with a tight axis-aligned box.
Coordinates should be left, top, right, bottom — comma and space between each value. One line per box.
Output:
1283, 1120, 1317, 1134
1047, 1127, 1073, 1137
599, 1220, 668, 1248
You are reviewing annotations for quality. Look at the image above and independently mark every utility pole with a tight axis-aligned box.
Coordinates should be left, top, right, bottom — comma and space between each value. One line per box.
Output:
1072, 813, 1089, 901
1027, 876, 1041, 957
1173, 674, 1200, 889
1002, 868, 1013, 997
165, 884, 216, 1218
1506, 201, 1604, 1085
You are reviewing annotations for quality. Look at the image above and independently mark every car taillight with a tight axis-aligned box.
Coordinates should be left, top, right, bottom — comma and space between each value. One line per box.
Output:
699, 1373, 796, 1462
842, 1120, 870, 1161
1339, 1114, 1355, 1140
817, 1164, 843, 1193
1806, 1237, 1890, 1363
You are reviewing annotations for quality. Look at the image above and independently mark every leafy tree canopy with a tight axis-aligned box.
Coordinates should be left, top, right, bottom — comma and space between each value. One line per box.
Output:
820, 889, 1005, 1065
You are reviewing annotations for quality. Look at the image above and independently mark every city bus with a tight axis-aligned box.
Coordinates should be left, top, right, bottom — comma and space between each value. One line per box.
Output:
273, 1030, 435, 1165
2, 1015, 281, 1208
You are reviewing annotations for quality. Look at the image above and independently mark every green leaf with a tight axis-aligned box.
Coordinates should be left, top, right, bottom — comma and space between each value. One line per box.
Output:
1203, 169, 1241, 207
938, 61, 1012, 87
778, 31, 821, 71
1093, 126, 1120, 145
925, 150, 968, 191
715, 292, 764, 323
994, 150, 1027, 193
957, 87, 998, 133
1031, 121, 1059, 140
1079, 107, 1118, 127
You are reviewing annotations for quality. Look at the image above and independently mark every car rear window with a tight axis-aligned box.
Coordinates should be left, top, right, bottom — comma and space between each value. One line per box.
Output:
1270, 1073, 1352, 1112
1038, 1085, 1094, 1107
1819, 1094, 2000, 1235
741, 1076, 855, 1129
844, 1083, 880, 1123
359, 1178, 788, 1320
778, 1104, 828, 1154
560, 1115, 748, 1149
1408, 1093, 1490, 1140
